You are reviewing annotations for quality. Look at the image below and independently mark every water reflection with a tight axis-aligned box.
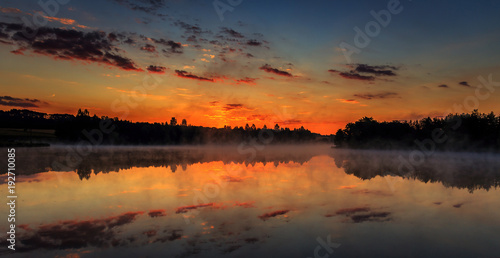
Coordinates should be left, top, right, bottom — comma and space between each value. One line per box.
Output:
330, 149, 500, 192
0, 146, 499, 257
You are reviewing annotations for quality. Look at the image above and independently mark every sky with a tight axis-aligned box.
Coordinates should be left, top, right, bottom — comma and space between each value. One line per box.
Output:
1, 0, 500, 135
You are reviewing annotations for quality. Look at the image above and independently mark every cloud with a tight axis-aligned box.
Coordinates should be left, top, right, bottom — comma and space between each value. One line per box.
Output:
220, 27, 244, 38
336, 99, 360, 104
175, 203, 214, 214
277, 119, 302, 125
340, 72, 374, 81
335, 207, 371, 215
0, 7, 22, 13
148, 209, 166, 217
0, 96, 48, 108
328, 69, 373, 81
1, 23, 143, 71
175, 70, 214, 82
353, 64, 397, 76
258, 210, 289, 221
234, 201, 255, 208
247, 40, 262, 46
259, 64, 293, 77
328, 64, 398, 81
40, 15, 76, 25
458, 81, 471, 87
350, 189, 392, 196
353, 92, 399, 100
111, 0, 168, 16
438, 84, 449, 88
151, 38, 182, 53
350, 212, 391, 223
223, 104, 244, 111
235, 77, 257, 85
146, 65, 166, 74
17, 211, 144, 251
329, 206, 392, 223
140, 43, 156, 53
174, 20, 204, 35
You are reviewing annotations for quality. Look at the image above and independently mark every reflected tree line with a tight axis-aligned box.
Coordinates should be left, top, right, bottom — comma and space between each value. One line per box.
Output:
330, 149, 500, 193
2, 146, 499, 192
0, 146, 324, 180
333, 110, 500, 151
0, 109, 323, 145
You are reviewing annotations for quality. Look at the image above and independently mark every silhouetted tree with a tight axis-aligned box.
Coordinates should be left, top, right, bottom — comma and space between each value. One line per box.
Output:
170, 117, 177, 126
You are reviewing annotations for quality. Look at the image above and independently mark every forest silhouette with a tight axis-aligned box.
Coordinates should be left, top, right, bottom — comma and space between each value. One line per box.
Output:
0, 108, 322, 145
333, 110, 500, 151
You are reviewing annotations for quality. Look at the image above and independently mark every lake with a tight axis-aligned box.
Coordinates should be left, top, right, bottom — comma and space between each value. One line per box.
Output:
1, 145, 499, 258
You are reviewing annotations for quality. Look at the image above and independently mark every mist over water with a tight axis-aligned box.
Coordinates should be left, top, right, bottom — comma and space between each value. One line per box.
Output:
1, 145, 499, 257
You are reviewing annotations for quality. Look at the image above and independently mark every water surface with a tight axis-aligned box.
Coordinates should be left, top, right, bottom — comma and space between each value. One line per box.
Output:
1, 145, 499, 257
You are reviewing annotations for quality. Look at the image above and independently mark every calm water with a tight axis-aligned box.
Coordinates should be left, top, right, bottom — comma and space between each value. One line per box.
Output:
1, 145, 499, 258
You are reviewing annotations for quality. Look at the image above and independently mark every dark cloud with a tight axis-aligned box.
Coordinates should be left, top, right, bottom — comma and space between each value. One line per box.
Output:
175, 70, 214, 82
175, 203, 214, 214
340, 72, 374, 81
220, 27, 244, 38
0, 96, 47, 108
258, 210, 289, 221
236, 77, 257, 84
259, 64, 293, 77
17, 211, 144, 251
335, 207, 371, 215
354, 64, 397, 76
330, 206, 392, 223
438, 84, 449, 88
328, 69, 374, 81
174, 20, 204, 35
110, 0, 168, 16
223, 104, 244, 111
246, 40, 262, 46
452, 203, 464, 208
234, 201, 255, 208
1, 22, 143, 71
350, 212, 391, 223
151, 38, 182, 53
329, 64, 398, 81
140, 43, 156, 53
353, 92, 399, 100
459, 81, 471, 87
146, 65, 166, 74
148, 209, 166, 218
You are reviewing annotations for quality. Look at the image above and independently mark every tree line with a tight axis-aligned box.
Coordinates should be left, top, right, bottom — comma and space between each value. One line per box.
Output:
0, 109, 322, 145
333, 110, 500, 151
